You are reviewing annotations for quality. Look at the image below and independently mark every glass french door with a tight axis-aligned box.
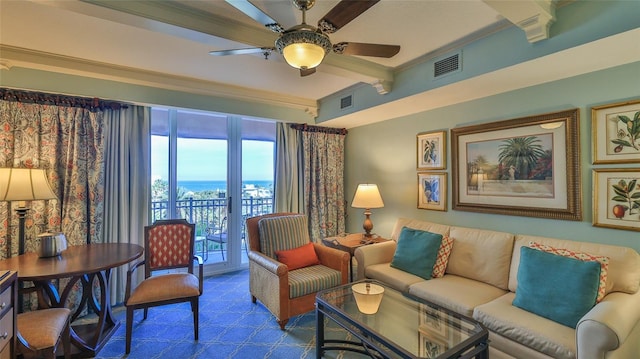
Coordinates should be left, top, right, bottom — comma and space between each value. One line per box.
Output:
150, 108, 274, 273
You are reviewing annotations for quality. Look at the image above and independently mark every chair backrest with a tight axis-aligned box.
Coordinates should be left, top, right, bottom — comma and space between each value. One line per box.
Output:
144, 219, 195, 276
246, 212, 301, 254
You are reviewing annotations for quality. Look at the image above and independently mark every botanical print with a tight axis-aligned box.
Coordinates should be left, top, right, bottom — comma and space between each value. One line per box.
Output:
592, 99, 640, 164
422, 176, 440, 204
418, 173, 447, 211
422, 137, 440, 166
465, 133, 554, 198
607, 177, 640, 222
593, 169, 640, 232
417, 131, 446, 170
607, 109, 640, 155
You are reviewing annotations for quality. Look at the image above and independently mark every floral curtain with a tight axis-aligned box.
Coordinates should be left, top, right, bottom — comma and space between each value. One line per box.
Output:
0, 88, 126, 309
295, 124, 347, 242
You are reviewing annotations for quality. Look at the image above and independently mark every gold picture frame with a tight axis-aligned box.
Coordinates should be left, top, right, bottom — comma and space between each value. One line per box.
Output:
593, 168, 640, 232
592, 99, 640, 164
418, 172, 447, 211
451, 109, 581, 221
417, 131, 446, 170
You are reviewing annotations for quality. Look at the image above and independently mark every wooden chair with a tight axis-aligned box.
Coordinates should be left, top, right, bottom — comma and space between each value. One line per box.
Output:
246, 213, 349, 329
17, 308, 71, 359
124, 219, 203, 354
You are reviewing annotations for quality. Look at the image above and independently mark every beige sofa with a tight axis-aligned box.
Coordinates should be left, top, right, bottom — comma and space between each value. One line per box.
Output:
354, 218, 640, 359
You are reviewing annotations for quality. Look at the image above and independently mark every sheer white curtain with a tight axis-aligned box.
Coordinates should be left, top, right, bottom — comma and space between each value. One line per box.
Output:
274, 122, 305, 213
102, 105, 150, 305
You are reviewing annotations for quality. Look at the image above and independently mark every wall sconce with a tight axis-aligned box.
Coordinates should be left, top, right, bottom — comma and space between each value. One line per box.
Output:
0, 168, 57, 255
351, 184, 384, 238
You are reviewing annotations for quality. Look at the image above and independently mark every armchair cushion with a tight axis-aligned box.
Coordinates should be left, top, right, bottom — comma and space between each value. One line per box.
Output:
289, 265, 342, 298
275, 242, 320, 270
258, 214, 309, 259
127, 273, 200, 305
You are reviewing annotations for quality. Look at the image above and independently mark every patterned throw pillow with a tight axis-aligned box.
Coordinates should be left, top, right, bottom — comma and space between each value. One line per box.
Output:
432, 235, 454, 278
528, 242, 609, 302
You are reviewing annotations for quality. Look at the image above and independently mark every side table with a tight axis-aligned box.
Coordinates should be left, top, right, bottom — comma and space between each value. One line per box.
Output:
321, 233, 388, 281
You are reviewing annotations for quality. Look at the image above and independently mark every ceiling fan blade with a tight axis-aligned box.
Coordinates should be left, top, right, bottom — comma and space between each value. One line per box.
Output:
225, 0, 284, 33
300, 68, 316, 77
209, 47, 272, 56
317, 0, 380, 34
333, 42, 400, 58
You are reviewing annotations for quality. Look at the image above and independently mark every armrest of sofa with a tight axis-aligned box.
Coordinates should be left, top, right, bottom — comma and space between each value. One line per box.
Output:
354, 241, 397, 281
313, 243, 350, 284
576, 289, 640, 358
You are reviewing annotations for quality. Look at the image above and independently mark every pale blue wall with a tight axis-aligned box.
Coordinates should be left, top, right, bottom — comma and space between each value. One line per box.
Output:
344, 61, 640, 253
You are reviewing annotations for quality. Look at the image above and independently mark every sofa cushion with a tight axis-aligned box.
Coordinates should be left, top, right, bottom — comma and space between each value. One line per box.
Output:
390, 218, 450, 241
529, 241, 609, 302
275, 242, 320, 270
510, 235, 640, 295
432, 235, 454, 278
258, 214, 309, 259
513, 247, 600, 328
365, 263, 424, 292
408, 274, 507, 317
390, 227, 442, 280
474, 293, 576, 359
447, 226, 514, 290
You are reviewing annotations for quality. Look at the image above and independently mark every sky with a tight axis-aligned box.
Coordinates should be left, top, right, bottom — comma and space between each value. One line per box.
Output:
151, 136, 274, 182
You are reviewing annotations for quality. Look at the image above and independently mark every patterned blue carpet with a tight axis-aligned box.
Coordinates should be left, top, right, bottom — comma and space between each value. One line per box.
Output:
95, 270, 364, 359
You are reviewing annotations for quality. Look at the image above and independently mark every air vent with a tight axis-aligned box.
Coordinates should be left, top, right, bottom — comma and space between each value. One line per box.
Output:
434, 51, 461, 78
340, 94, 353, 110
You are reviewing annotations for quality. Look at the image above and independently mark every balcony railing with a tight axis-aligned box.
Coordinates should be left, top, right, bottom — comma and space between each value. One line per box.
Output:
150, 197, 274, 237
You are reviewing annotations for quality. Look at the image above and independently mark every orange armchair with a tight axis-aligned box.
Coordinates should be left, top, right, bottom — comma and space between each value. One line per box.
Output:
246, 213, 349, 329
124, 219, 203, 354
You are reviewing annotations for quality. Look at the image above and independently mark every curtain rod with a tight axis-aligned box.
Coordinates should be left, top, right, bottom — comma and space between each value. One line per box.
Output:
0, 88, 129, 112
290, 123, 347, 135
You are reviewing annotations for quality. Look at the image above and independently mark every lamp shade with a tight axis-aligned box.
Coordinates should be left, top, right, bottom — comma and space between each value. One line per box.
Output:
0, 168, 57, 202
351, 184, 384, 209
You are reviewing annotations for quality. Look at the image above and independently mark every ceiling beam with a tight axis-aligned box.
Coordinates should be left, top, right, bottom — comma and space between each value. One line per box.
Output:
483, 0, 557, 43
79, 0, 395, 91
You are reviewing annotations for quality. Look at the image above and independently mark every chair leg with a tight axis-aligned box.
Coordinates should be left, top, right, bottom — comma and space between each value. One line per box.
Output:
62, 318, 71, 359
277, 319, 288, 330
192, 297, 199, 340
143, 308, 148, 319
251, 295, 257, 303
126, 307, 134, 354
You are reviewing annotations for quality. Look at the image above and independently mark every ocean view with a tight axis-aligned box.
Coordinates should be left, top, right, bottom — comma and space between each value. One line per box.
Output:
178, 180, 273, 193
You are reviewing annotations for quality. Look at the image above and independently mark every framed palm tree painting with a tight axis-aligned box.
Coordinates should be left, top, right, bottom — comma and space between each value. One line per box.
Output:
451, 109, 581, 221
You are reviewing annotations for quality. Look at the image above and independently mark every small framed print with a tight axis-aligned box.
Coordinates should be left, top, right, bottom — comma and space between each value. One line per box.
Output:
593, 168, 640, 232
417, 131, 446, 170
592, 99, 640, 164
418, 172, 447, 211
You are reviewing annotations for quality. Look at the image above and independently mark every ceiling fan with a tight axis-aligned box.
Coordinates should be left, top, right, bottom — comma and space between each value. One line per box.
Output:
210, 0, 400, 77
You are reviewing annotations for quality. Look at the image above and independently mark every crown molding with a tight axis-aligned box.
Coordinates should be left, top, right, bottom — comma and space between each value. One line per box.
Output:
0, 45, 319, 117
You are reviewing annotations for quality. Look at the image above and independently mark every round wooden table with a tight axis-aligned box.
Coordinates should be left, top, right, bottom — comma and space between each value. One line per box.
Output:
0, 243, 143, 358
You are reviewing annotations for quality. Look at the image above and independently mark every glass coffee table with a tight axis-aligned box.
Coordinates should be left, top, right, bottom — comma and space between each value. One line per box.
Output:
316, 280, 489, 359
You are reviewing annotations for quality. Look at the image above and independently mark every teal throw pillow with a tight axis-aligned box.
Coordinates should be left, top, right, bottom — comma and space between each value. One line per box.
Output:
513, 246, 601, 328
390, 227, 443, 280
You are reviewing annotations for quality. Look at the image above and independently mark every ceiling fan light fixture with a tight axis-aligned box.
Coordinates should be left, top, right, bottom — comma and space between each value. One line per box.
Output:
276, 27, 331, 70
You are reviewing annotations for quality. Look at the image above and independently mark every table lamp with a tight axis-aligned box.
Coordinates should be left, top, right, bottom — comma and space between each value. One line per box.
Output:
0, 168, 57, 255
352, 281, 385, 314
351, 184, 384, 238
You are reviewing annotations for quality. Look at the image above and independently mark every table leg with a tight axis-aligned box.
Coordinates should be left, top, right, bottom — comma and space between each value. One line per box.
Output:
316, 307, 325, 359
349, 255, 354, 282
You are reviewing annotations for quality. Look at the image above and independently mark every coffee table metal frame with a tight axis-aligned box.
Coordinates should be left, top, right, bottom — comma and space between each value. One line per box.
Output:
316, 280, 489, 359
